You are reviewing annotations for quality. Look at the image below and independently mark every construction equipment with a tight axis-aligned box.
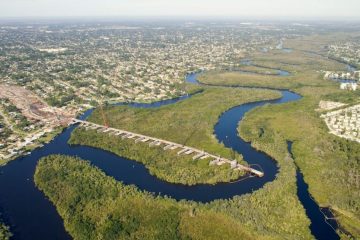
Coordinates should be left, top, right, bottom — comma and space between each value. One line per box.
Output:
99, 98, 109, 128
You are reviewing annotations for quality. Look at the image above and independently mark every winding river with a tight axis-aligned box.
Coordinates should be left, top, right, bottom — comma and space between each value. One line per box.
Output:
0, 73, 339, 239
235, 59, 291, 76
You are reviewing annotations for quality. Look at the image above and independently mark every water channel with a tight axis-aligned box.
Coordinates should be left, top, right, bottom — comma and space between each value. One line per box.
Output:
235, 59, 291, 76
0, 72, 339, 239
287, 142, 339, 240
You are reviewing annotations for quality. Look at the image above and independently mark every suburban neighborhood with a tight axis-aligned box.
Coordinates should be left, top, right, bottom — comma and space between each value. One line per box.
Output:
321, 103, 360, 143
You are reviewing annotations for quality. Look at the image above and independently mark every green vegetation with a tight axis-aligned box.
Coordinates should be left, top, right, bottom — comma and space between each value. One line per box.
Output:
323, 91, 360, 105
0, 99, 31, 130
34, 34, 360, 239
70, 87, 280, 185
35, 155, 267, 240
35, 154, 313, 239
225, 108, 360, 234
198, 38, 349, 91
67, 85, 313, 238
70, 128, 246, 185
176, 35, 360, 238
238, 97, 360, 238
0, 220, 12, 240
196, 37, 360, 238
234, 65, 280, 75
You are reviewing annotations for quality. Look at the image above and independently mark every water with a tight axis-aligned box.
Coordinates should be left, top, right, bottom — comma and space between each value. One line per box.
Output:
333, 79, 357, 84
328, 64, 357, 84
282, 48, 293, 53
287, 141, 339, 240
233, 69, 290, 76
278, 69, 290, 76
238, 59, 291, 76
184, 72, 200, 84
240, 59, 253, 66
275, 41, 293, 53
0, 72, 337, 240
347, 64, 356, 72
0, 97, 196, 240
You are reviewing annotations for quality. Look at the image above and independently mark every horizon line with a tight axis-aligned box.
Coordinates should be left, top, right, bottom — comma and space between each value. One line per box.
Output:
1, 15, 360, 23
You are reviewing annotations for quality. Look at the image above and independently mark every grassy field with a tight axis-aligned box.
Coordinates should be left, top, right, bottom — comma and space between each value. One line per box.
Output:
232, 65, 280, 75
199, 48, 346, 91
70, 87, 280, 185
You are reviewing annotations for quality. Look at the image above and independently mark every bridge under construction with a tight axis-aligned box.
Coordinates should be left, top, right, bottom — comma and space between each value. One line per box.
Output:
70, 118, 264, 177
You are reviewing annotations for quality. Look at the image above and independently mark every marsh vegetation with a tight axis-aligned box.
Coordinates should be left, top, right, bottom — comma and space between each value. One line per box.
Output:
36, 34, 360, 239
70, 87, 280, 185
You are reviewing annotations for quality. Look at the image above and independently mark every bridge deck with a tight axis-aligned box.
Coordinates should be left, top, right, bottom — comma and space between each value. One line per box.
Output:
70, 119, 264, 177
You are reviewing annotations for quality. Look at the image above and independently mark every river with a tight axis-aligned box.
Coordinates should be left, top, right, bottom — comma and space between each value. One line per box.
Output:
0, 72, 339, 239
235, 59, 291, 76
287, 142, 339, 240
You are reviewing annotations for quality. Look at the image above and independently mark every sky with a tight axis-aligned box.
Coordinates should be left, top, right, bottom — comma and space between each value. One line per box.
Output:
0, 0, 359, 20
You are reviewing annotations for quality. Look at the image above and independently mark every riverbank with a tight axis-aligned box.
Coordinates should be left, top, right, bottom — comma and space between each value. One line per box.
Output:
34, 155, 267, 240
195, 44, 359, 238
0, 84, 203, 167
0, 79, 289, 239
1, 34, 359, 239
70, 87, 281, 185
287, 141, 340, 240
37, 73, 313, 239
235, 82, 359, 238
0, 220, 12, 240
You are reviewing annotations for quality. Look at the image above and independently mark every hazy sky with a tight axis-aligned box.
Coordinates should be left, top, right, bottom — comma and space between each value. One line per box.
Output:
0, 0, 359, 19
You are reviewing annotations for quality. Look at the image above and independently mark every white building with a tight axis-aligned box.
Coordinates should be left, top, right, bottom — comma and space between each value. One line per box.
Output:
340, 82, 358, 91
